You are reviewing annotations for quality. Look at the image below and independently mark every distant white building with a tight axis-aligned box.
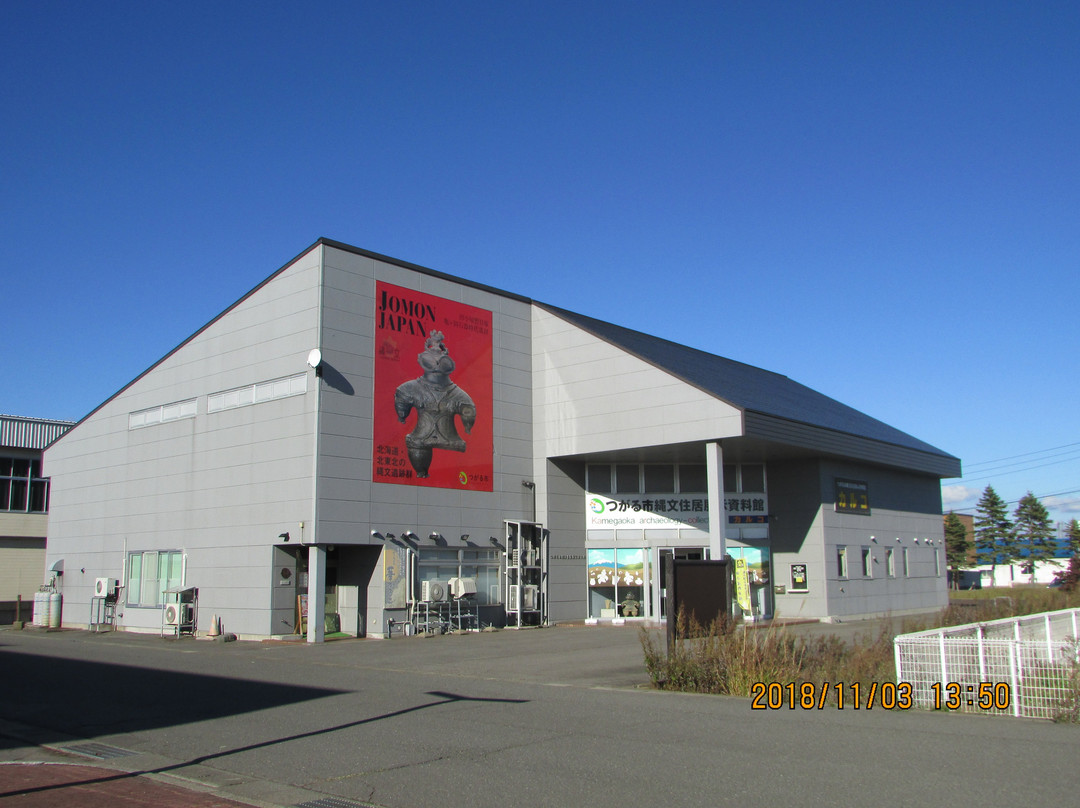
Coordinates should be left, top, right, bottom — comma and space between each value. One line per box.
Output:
976, 559, 1067, 588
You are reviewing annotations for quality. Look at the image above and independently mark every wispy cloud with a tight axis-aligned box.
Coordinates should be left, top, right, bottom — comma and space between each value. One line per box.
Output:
1045, 495, 1080, 516
942, 484, 980, 508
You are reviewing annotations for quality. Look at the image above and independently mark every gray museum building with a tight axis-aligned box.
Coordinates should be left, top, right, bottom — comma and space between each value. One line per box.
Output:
43, 239, 961, 640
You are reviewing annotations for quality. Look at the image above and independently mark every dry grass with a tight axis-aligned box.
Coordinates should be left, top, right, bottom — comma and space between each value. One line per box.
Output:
641, 587, 1080, 717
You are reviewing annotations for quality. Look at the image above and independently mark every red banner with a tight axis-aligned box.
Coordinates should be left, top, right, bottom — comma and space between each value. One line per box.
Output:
372, 282, 493, 491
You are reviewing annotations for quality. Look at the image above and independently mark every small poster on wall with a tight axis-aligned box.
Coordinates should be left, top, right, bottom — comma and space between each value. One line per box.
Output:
790, 563, 808, 592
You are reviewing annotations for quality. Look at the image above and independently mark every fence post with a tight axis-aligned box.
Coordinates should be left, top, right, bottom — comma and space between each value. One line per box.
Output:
977, 625, 986, 682
1008, 642, 1021, 717
1013, 620, 1024, 682
938, 632, 948, 687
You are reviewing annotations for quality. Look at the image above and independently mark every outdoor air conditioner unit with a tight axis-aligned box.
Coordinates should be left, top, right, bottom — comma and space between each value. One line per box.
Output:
421, 580, 448, 603
508, 584, 539, 611
164, 603, 192, 626
94, 578, 118, 598
448, 577, 477, 599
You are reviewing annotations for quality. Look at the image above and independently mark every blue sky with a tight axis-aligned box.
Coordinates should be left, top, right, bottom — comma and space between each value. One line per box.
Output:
3, 1, 1078, 525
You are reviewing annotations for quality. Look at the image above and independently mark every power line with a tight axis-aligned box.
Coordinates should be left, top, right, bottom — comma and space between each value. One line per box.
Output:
956, 453, 1080, 486
960, 447, 1080, 477
963, 440, 1080, 470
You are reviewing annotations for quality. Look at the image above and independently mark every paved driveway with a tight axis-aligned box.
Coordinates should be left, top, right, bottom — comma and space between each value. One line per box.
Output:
1, 624, 1076, 808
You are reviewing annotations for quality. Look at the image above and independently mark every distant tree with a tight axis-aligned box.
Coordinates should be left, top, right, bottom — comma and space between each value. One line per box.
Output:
1053, 519, 1080, 591
944, 512, 971, 589
973, 485, 1014, 580
1012, 492, 1056, 583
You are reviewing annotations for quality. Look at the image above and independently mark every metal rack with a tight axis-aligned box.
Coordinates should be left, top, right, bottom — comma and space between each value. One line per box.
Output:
504, 520, 546, 628
413, 597, 478, 634
160, 586, 198, 638
89, 593, 119, 632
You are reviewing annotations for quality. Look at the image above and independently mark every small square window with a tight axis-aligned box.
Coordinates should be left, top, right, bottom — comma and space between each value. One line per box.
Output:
740, 464, 765, 493
615, 464, 640, 494
644, 464, 675, 493
678, 464, 707, 493
587, 465, 612, 494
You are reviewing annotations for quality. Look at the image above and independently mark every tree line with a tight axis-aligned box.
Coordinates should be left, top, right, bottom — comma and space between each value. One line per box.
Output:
944, 485, 1080, 588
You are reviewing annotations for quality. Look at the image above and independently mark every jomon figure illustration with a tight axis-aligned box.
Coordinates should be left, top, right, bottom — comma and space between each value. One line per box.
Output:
393, 330, 477, 478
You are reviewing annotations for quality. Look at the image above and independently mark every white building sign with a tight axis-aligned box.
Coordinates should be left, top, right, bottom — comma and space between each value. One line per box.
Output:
585, 492, 768, 529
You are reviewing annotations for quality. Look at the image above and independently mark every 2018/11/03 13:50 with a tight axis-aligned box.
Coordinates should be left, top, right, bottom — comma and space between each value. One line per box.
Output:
749, 681, 1013, 710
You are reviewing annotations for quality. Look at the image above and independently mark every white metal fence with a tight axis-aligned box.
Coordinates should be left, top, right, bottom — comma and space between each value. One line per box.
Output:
894, 608, 1080, 720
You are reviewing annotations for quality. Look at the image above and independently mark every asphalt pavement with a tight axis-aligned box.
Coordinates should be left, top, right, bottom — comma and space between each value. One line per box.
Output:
1, 619, 1077, 808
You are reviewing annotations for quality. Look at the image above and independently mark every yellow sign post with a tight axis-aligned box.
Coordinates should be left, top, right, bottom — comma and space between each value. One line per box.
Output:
735, 557, 752, 614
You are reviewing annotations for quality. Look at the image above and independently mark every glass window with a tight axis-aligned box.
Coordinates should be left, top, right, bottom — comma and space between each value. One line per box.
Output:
886, 548, 895, 577
417, 547, 501, 605
837, 546, 848, 578
615, 464, 640, 493
126, 550, 183, 607
0, 455, 50, 513
208, 373, 307, 413
741, 464, 765, 493
9, 478, 27, 511
644, 465, 674, 493
588, 549, 617, 619
587, 465, 612, 494
862, 547, 872, 577
678, 464, 707, 492
129, 399, 197, 429
723, 464, 737, 492
903, 548, 910, 577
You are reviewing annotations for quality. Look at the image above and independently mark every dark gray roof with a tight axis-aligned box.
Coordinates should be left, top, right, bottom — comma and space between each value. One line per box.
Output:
538, 303, 959, 466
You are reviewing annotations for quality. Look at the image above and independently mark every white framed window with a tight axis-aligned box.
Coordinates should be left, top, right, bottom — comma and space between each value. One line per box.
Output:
886, 547, 895, 577
209, 373, 307, 413
903, 547, 910, 577
861, 546, 872, 578
129, 398, 197, 429
837, 546, 848, 579
126, 550, 183, 607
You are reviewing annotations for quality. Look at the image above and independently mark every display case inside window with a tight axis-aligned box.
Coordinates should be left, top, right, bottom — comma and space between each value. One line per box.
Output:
588, 547, 646, 619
